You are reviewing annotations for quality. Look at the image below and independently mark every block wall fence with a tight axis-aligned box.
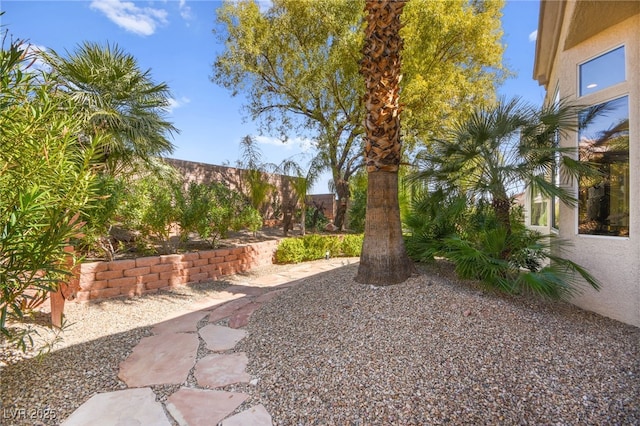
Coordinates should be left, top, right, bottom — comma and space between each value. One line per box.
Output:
70, 240, 279, 303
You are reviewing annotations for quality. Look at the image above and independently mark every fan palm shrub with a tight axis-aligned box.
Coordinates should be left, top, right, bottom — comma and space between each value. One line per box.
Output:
406, 97, 601, 299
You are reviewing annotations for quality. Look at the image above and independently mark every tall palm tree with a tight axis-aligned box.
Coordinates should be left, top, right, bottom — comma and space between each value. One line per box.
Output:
356, 0, 414, 285
43, 42, 177, 174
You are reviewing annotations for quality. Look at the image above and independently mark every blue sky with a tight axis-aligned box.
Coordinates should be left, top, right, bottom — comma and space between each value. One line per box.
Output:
1, 0, 544, 194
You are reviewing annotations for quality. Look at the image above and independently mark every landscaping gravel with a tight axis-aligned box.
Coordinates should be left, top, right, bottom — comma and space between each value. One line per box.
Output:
1, 261, 638, 425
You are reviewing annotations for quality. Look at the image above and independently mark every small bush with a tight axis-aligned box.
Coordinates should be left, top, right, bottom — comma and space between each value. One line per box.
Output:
275, 238, 306, 264
341, 234, 363, 257
275, 234, 363, 264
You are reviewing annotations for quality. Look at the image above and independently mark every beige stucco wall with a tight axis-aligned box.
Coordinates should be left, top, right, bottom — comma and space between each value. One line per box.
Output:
541, 6, 639, 327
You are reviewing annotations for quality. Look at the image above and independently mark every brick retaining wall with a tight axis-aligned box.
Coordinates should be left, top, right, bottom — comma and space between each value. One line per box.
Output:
72, 240, 279, 302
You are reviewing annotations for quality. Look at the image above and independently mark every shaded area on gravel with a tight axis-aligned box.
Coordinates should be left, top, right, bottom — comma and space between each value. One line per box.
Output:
237, 263, 640, 425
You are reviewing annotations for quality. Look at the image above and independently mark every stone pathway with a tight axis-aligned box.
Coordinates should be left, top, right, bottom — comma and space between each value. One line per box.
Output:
63, 258, 358, 426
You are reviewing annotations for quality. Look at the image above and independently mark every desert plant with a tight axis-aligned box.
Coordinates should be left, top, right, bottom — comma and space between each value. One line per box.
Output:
340, 234, 364, 257
1, 32, 101, 350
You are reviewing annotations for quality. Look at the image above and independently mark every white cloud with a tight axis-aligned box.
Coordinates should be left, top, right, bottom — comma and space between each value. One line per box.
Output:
167, 96, 191, 113
255, 135, 314, 152
90, 0, 168, 36
178, 0, 193, 21
529, 30, 538, 43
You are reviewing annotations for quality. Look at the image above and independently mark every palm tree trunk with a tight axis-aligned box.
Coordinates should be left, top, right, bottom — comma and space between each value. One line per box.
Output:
356, 0, 414, 285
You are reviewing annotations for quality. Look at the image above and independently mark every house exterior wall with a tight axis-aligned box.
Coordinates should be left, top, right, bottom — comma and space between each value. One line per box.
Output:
533, 2, 639, 327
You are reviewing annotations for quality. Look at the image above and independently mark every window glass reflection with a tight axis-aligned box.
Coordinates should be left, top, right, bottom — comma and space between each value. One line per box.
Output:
578, 96, 629, 236
579, 46, 625, 96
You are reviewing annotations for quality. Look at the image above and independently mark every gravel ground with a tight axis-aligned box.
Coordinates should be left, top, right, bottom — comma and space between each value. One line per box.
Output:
1, 260, 639, 425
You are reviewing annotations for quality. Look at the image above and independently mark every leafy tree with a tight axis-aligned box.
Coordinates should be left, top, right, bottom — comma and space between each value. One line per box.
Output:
212, 0, 506, 230
356, 0, 414, 285
1, 33, 101, 349
43, 42, 178, 175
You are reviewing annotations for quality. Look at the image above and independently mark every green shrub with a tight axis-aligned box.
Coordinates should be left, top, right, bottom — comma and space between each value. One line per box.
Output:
275, 238, 306, 264
341, 234, 363, 257
275, 234, 363, 263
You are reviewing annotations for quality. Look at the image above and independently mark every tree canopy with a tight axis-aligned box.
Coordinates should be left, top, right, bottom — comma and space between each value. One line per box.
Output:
212, 0, 506, 228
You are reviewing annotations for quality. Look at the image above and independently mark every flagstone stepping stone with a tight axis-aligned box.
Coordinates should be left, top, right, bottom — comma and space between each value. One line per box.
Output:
119, 333, 199, 387
165, 387, 248, 426
152, 310, 208, 334
254, 288, 288, 303
228, 302, 262, 329
207, 298, 253, 322
220, 404, 273, 426
199, 324, 247, 351
224, 284, 264, 296
63, 388, 170, 426
195, 353, 251, 388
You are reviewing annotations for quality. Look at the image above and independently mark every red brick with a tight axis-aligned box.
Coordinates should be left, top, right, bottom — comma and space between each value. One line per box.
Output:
160, 254, 182, 264
150, 263, 173, 273
215, 249, 230, 257
201, 264, 221, 274
192, 259, 209, 267
198, 250, 217, 259
82, 280, 109, 291
160, 271, 179, 281
169, 276, 186, 287
225, 254, 238, 262
75, 291, 91, 302
182, 266, 201, 276
135, 273, 159, 284
172, 261, 192, 270
232, 247, 245, 255
120, 284, 144, 297
80, 262, 108, 273
186, 272, 209, 283
109, 259, 136, 271
90, 287, 121, 299
123, 266, 151, 277
181, 252, 199, 261
146, 280, 170, 290
135, 256, 160, 267
95, 270, 123, 280
108, 276, 137, 288
209, 257, 225, 264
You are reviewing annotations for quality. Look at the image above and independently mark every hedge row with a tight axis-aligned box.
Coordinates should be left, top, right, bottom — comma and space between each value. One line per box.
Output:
275, 234, 363, 264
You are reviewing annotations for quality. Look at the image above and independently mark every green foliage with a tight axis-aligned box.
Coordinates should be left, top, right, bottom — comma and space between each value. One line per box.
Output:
340, 234, 364, 257
275, 238, 306, 264
43, 41, 177, 174
275, 234, 363, 264
1, 33, 100, 350
213, 0, 507, 225
305, 205, 329, 231
347, 170, 367, 232
175, 181, 263, 248
78, 175, 126, 260
405, 191, 600, 300
117, 167, 180, 254
405, 96, 603, 299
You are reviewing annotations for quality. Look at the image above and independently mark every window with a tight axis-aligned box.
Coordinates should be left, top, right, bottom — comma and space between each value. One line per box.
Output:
578, 96, 629, 236
579, 46, 625, 96
530, 185, 548, 227
551, 89, 560, 230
